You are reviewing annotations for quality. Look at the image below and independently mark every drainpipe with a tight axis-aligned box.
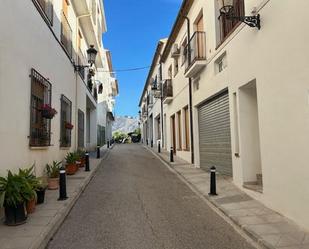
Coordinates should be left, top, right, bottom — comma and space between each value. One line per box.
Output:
159, 60, 164, 148
183, 14, 195, 164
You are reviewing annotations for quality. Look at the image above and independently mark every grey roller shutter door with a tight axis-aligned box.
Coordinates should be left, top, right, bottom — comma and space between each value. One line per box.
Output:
198, 91, 232, 176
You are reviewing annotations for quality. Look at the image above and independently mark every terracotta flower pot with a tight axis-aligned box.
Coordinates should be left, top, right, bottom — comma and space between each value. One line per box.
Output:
66, 163, 77, 175
48, 177, 59, 190
80, 158, 85, 167
26, 198, 36, 214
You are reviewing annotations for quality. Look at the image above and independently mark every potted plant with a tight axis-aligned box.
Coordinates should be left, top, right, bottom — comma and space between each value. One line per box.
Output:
18, 166, 39, 214
0, 171, 33, 226
36, 178, 47, 205
77, 149, 86, 167
65, 122, 74, 130
41, 104, 57, 119
46, 161, 61, 190
65, 152, 78, 175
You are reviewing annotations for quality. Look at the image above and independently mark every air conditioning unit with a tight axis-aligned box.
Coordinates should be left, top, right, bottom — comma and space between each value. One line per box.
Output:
171, 44, 180, 58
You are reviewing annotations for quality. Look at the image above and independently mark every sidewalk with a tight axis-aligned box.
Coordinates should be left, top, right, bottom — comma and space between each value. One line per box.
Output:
145, 146, 309, 249
0, 147, 110, 249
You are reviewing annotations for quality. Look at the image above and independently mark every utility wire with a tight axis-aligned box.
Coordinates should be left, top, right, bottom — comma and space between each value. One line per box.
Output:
98, 65, 157, 73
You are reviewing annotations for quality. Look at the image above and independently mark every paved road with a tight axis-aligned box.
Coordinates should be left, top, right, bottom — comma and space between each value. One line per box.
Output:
47, 144, 256, 249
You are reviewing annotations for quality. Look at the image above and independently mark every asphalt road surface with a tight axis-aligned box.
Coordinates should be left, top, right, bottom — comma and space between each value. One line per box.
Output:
47, 144, 256, 249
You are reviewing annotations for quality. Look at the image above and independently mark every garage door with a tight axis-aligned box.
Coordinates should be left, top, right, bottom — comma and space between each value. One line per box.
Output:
198, 91, 232, 176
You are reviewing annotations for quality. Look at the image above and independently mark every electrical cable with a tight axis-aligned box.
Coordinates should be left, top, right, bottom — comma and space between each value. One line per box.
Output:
97, 64, 158, 73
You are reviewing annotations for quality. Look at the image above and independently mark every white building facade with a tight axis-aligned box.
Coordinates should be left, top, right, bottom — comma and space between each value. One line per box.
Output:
140, 0, 309, 232
0, 0, 117, 177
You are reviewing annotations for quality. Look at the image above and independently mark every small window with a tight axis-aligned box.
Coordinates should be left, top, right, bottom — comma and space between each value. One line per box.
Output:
35, 0, 54, 26
181, 38, 188, 66
60, 95, 72, 147
215, 52, 227, 74
174, 58, 179, 76
29, 69, 52, 147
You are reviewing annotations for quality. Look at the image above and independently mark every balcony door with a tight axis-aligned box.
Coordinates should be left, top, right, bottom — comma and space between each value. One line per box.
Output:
194, 14, 205, 59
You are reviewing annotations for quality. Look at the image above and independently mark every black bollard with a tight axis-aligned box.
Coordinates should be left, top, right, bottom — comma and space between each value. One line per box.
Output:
158, 141, 161, 153
58, 166, 68, 201
85, 152, 90, 172
97, 145, 100, 158
170, 147, 174, 162
151, 140, 153, 147
209, 166, 217, 196
107, 140, 110, 149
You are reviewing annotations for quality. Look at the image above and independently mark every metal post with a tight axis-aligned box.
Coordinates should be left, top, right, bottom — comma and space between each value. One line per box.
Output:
170, 147, 174, 162
58, 166, 68, 201
107, 140, 110, 148
146, 139, 148, 146
151, 140, 153, 147
209, 166, 217, 196
158, 141, 161, 153
97, 145, 100, 158
85, 152, 90, 172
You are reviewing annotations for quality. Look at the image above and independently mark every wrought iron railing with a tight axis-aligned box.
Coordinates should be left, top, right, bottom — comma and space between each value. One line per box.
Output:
184, 31, 206, 71
61, 12, 73, 58
162, 79, 173, 101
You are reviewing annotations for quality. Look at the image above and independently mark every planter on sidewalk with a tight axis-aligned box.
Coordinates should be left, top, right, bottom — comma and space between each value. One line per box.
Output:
46, 161, 61, 190
4, 203, 27, 226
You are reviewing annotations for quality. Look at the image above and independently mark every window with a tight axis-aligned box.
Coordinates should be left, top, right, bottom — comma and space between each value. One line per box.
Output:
34, 0, 53, 25
219, 0, 245, 42
60, 95, 72, 147
177, 111, 182, 150
78, 109, 85, 148
168, 65, 173, 79
29, 69, 52, 147
61, 0, 72, 57
184, 106, 190, 150
181, 38, 188, 66
174, 58, 179, 76
215, 52, 227, 74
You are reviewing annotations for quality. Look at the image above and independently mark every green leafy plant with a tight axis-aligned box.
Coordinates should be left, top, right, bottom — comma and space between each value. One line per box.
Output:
77, 149, 86, 159
0, 171, 34, 208
65, 152, 78, 164
46, 161, 61, 178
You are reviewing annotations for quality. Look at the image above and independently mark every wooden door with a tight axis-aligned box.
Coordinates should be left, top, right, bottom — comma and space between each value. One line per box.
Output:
171, 115, 176, 154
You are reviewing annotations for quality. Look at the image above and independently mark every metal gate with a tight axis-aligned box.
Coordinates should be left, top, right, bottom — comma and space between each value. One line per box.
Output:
198, 91, 232, 176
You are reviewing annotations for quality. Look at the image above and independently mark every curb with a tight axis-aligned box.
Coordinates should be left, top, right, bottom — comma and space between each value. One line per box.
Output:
31, 150, 110, 249
144, 145, 266, 249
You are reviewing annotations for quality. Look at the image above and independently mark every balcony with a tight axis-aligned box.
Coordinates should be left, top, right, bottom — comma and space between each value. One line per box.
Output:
35, 0, 53, 25
61, 12, 73, 58
184, 31, 206, 78
162, 79, 173, 105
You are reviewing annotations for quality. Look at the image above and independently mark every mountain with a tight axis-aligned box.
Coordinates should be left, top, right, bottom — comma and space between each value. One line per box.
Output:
112, 116, 139, 134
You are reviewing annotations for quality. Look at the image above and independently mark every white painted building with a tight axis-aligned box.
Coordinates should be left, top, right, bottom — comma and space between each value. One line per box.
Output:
0, 0, 117, 178
140, 0, 309, 232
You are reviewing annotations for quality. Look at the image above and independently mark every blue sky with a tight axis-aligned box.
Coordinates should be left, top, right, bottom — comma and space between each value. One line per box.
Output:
103, 0, 182, 117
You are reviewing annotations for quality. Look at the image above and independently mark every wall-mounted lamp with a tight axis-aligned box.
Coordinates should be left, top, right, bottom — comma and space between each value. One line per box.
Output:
74, 45, 98, 72
218, 0, 261, 29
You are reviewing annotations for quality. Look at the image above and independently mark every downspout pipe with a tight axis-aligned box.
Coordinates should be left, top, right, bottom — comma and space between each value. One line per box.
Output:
183, 14, 194, 164
159, 59, 164, 148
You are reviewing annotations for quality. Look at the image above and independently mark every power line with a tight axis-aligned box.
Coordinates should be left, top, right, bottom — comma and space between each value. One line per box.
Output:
98, 65, 157, 73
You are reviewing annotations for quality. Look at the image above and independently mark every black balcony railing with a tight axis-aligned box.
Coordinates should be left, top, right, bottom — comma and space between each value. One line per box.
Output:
61, 12, 73, 58
184, 31, 206, 71
162, 79, 173, 101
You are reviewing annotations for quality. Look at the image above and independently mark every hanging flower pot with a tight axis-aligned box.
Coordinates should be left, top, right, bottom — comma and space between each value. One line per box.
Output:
65, 122, 74, 130
41, 104, 57, 119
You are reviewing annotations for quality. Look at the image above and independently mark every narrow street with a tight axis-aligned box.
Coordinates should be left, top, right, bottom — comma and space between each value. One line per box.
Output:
47, 144, 255, 249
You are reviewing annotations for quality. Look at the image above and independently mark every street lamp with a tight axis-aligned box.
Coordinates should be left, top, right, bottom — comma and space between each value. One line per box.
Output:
74, 45, 98, 72
218, 0, 261, 29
